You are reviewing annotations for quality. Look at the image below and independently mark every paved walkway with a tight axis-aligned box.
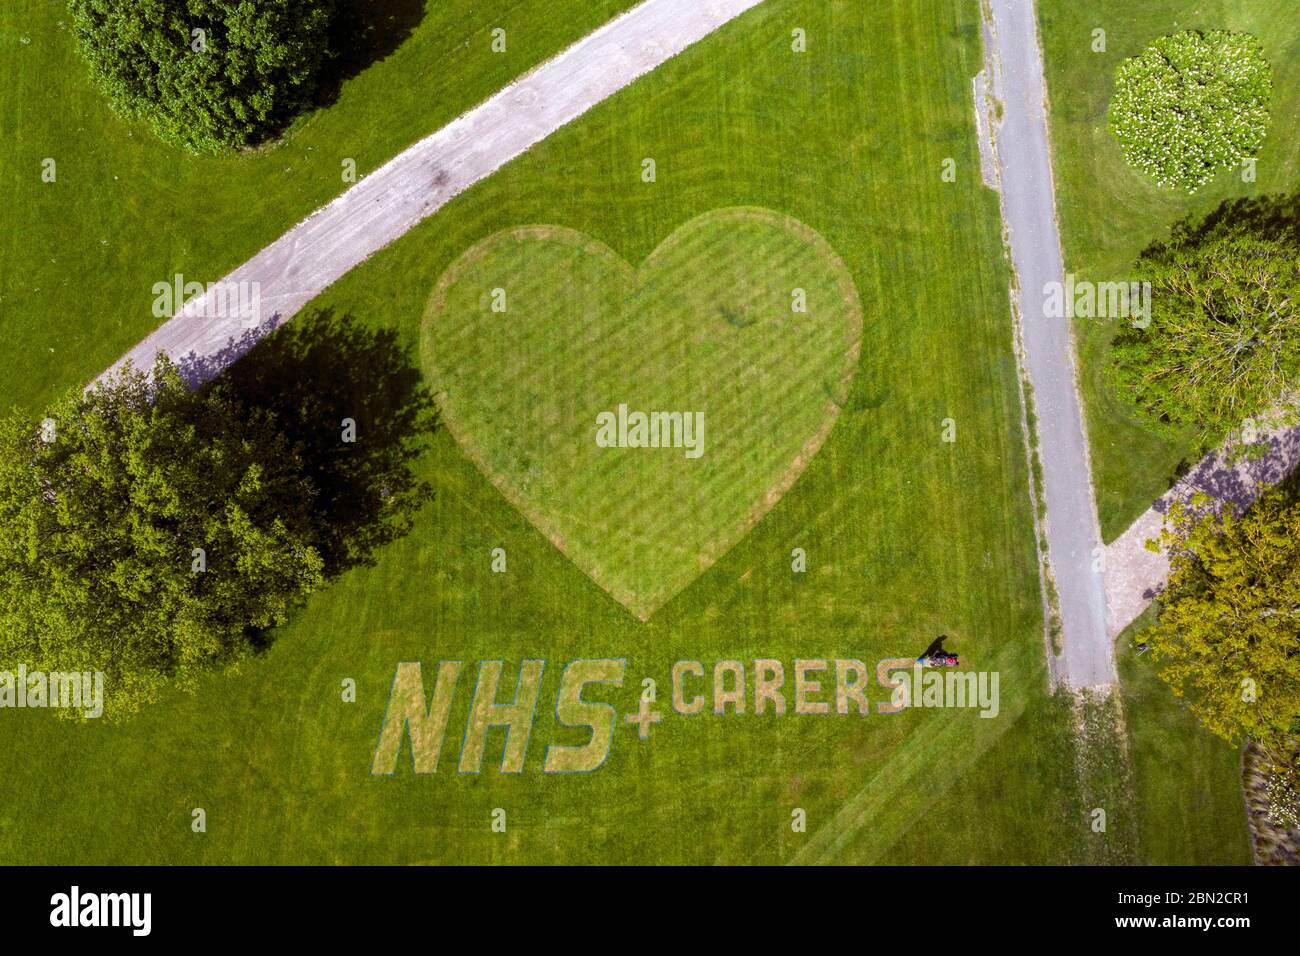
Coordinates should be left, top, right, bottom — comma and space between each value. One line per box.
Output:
1104, 421, 1300, 637
98, 0, 768, 386
979, 0, 1113, 689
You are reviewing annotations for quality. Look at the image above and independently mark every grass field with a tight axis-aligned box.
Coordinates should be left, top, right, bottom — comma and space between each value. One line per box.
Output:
1115, 618, 1253, 864
0, 0, 1126, 864
1038, 0, 1300, 540
425, 208, 862, 618
0, 0, 641, 414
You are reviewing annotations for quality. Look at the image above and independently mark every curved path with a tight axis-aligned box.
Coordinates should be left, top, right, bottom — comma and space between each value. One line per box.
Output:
98, 0, 768, 386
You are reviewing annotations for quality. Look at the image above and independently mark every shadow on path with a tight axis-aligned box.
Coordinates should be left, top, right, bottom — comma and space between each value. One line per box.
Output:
1153, 428, 1300, 517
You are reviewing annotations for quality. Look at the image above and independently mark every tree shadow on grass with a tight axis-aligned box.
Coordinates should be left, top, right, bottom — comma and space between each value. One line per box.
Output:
315, 0, 430, 109
1141, 192, 1300, 263
207, 309, 440, 578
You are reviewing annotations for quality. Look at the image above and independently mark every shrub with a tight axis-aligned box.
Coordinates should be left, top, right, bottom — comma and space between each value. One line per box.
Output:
1266, 761, 1300, 830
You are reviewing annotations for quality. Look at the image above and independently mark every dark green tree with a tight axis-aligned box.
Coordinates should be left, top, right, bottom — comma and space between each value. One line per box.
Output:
0, 313, 438, 718
1110, 227, 1300, 443
68, 0, 337, 152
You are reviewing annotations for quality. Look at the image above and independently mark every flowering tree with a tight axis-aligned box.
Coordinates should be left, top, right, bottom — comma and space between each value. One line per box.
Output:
1108, 30, 1272, 193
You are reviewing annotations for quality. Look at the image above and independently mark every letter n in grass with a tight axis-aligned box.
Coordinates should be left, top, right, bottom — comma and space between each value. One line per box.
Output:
372, 661, 461, 774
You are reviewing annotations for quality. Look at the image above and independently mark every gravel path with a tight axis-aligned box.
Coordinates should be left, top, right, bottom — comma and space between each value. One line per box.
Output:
979, 0, 1113, 689
97, 0, 768, 386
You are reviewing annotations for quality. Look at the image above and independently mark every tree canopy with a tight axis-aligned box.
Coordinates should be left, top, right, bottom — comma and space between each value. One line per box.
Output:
1108, 30, 1272, 193
0, 314, 436, 717
1109, 228, 1300, 443
1147, 487, 1300, 763
0, 357, 325, 715
68, 0, 337, 152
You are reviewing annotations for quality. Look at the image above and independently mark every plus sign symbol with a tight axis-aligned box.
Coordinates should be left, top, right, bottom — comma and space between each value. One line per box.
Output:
625, 696, 662, 740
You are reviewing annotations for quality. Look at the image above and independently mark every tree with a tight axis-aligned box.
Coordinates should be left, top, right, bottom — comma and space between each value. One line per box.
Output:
1108, 30, 1272, 193
0, 314, 437, 718
213, 309, 440, 575
0, 357, 325, 716
1109, 231, 1300, 443
1146, 487, 1300, 764
68, 0, 337, 153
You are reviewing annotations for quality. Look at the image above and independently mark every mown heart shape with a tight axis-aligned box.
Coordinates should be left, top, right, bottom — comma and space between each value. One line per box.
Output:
422, 207, 862, 619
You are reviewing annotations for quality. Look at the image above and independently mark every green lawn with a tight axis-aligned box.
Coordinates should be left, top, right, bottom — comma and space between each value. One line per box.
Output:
425, 208, 862, 619
887, 690, 1113, 864
0, 0, 641, 414
1038, 0, 1300, 540
1115, 619, 1253, 864
1, 0, 1104, 864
